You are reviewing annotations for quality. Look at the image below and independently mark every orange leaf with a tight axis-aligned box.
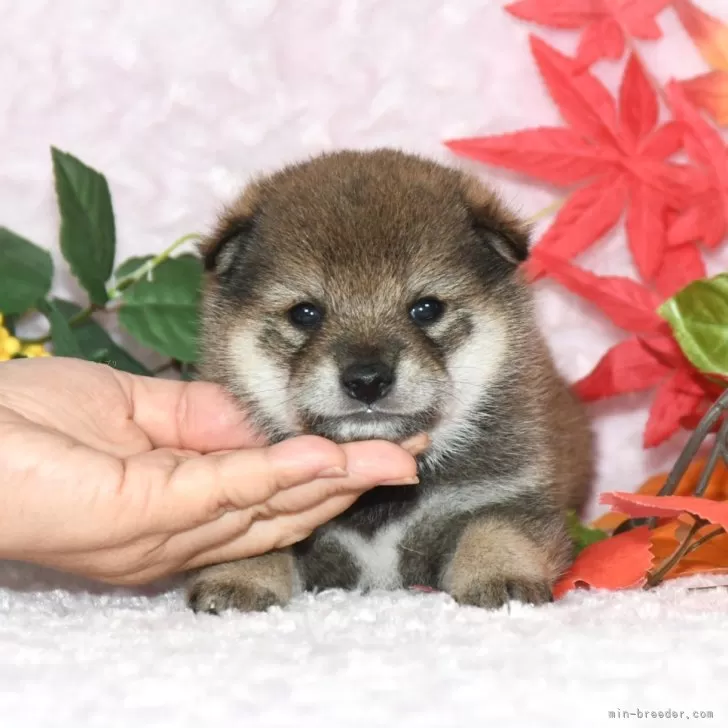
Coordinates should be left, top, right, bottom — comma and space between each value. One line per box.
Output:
650, 518, 728, 579
678, 70, 728, 127
674, 0, 728, 72
591, 458, 728, 531
601, 491, 728, 528
644, 459, 728, 499
553, 526, 653, 598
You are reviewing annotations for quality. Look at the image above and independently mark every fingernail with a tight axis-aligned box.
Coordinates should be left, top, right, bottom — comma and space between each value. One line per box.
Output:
379, 476, 420, 486
317, 466, 349, 478
401, 433, 430, 456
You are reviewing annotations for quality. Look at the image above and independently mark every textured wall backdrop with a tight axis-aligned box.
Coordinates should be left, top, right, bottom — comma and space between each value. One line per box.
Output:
2, 0, 727, 517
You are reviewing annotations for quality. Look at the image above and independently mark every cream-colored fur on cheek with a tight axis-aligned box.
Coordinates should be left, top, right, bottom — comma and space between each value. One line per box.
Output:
228, 326, 298, 431
426, 314, 508, 465
296, 357, 342, 416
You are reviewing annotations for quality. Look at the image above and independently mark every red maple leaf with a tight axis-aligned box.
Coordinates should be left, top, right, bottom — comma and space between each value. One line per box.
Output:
666, 82, 728, 250
653, 236, 707, 299
532, 251, 717, 448
505, 0, 671, 68
601, 491, 728, 530
445, 41, 693, 287
553, 526, 653, 599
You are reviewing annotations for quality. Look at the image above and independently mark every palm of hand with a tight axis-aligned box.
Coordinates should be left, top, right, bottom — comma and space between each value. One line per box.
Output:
0, 358, 420, 584
0, 357, 262, 580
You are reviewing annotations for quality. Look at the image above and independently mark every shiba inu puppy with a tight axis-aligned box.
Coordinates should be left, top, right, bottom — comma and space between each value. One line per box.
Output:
188, 149, 593, 613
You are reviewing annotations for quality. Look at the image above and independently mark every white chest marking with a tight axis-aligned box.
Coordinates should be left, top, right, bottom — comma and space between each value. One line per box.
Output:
324, 467, 539, 590
327, 522, 406, 590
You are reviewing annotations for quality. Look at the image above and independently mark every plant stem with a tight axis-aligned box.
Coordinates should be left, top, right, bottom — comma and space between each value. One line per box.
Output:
645, 518, 707, 589
648, 524, 725, 590
682, 526, 725, 558
67, 303, 102, 327
18, 232, 201, 347
108, 232, 201, 298
20, 304, 102, 346
151, 360, 177, 375
526, 197, 565, 224
617, 388, 728, 535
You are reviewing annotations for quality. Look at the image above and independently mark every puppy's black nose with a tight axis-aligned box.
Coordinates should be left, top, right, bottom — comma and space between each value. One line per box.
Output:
341, 360, 394, 405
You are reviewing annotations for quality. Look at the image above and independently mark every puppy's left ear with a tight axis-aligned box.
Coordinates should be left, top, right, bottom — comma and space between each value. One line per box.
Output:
460, 175, 531, 266
199, 181, 262, 273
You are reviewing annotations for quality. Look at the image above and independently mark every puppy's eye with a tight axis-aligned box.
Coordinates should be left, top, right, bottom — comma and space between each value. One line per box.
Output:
288, 302, 324, 329
409, 297, 445, 325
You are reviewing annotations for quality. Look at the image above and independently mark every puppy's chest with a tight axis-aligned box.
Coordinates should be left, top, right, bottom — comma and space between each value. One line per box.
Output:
325, 520, 411, 590
319, 477, 524, 591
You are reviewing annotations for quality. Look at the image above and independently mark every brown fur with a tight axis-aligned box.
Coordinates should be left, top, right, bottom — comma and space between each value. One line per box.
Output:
188, 551, 296, 614
189, 148, 594, 613
441, 507, 574, 608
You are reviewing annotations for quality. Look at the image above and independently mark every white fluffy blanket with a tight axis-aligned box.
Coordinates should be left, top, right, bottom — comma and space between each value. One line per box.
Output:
2, 1, 728, 725
1, 564, 727, 727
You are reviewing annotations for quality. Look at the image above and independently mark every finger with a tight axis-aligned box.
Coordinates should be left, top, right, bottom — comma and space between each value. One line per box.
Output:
400, 432, 430, 456
202, 438, 418, 521
111, 481, 371, 581
179, 490, 368, 571
183, 438, 419, 515
152, 441, 420, 567
339, 439, 420, 484
118, 371, 268, 452
230, 446, 418, 530
256, 440, 421, 518
164, 435, 349, 520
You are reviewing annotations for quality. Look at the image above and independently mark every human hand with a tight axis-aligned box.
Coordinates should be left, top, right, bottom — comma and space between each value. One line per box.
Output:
0, 358, 424, 585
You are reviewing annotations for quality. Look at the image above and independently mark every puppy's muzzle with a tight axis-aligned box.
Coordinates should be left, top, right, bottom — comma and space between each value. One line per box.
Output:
340, 359, 395, 405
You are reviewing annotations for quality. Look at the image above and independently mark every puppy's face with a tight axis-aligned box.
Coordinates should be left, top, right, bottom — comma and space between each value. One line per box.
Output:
201, 150, 532, 450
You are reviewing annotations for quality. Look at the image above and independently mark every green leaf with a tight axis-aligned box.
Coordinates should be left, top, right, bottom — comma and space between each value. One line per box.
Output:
659, 274, 728, 377
566, 511, 608, 555
118, 254, 202, 363
52, 299, 152, 375
114, 256, 152, 280
51, 147, 116, 306
37, 299, 85, 358
2, 314, 17, 335
0, 228, 54, 315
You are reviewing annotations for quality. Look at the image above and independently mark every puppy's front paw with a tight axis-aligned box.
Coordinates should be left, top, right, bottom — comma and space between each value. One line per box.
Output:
453, 577, 553, 610
442, 515, 568, 611
187, 580, 281, 615
186, 552, 296, 614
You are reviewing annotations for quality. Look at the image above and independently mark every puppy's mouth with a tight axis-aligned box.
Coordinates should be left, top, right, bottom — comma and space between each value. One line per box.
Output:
300, 407, 440, 444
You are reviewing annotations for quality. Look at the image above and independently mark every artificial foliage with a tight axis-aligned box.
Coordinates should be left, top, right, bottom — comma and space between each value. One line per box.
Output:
2, 0, 728, 597
0, 147, 202, 374
447, 0, 728, 596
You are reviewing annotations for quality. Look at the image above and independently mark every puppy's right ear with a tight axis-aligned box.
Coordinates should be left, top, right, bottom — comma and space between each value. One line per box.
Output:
200, 183, 261, 273
460, 174, 531, 268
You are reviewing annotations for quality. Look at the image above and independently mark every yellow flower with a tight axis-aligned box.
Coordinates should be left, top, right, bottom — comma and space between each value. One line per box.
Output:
0, 313, 52, 359
0, 325, 21, 361
21, 343, 51, 358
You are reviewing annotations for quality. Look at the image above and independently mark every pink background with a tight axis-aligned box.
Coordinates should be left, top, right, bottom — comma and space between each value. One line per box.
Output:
2, 0, 727, 517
